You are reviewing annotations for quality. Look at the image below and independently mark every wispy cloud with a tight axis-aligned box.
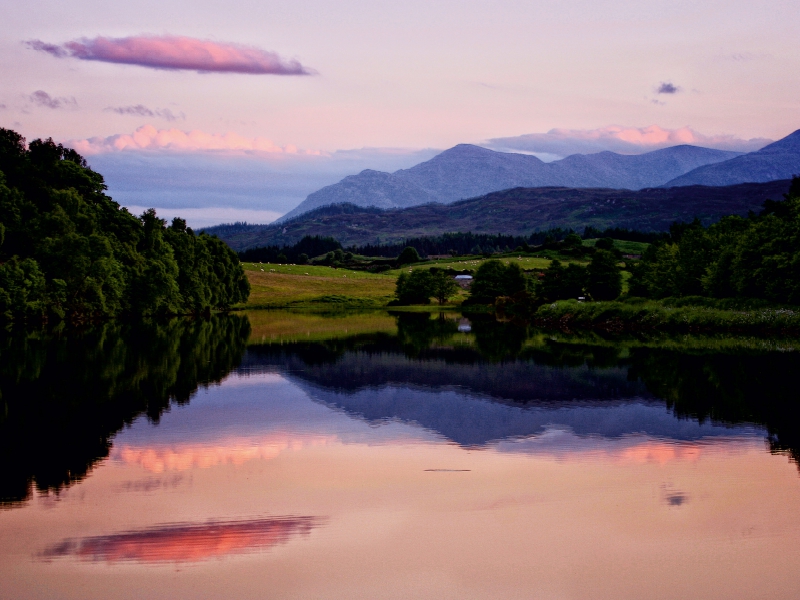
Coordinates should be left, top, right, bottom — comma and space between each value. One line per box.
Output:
104, 104, 184, 121
486, 125, 772, 156
656, 82, 680, 94
69, 124, 320, 155
39, 516, 322, 563
26, 35, 315, 75
29, 90, 77, 109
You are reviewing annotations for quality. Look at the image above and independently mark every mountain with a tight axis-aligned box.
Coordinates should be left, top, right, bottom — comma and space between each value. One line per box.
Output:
277, 144, 742, 221
664, 129, 800, 187
208, 179, 792, 250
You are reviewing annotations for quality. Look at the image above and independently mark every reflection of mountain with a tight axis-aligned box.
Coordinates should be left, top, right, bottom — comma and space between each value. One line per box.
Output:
0, 315, 251, 506
240, 313, 800, 464
40, 516, 321, 564
241, 345, 761, 446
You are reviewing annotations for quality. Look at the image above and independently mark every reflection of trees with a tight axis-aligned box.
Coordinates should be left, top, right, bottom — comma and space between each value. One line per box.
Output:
394, 312, 458, 357
251, 312, 800, 468
470, 314, 528, 361
628, 349, 800, 465
0, 315, 250, 506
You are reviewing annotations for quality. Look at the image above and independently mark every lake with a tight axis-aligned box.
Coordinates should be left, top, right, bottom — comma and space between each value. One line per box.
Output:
2, 310, 800, 599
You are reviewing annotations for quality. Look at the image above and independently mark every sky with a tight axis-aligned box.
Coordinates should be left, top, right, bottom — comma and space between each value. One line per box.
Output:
2, 0, 799, 226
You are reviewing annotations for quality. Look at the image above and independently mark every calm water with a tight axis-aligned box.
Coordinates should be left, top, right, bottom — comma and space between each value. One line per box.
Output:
2, 311, 800, 599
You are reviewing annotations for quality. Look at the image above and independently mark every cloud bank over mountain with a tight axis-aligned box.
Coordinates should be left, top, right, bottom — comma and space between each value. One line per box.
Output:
487, 126, 771, 158
69, 125, 319, 155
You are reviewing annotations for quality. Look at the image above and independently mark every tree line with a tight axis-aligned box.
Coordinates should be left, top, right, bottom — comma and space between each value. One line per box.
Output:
629, 178, 800, 304
0, 128, 250, 321
392, 240, 623, 306
236, 227, 664, 265
353, 227, 659, 258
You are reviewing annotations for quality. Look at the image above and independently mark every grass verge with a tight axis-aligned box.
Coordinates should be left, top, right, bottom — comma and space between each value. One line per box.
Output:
531, 299, 800, 334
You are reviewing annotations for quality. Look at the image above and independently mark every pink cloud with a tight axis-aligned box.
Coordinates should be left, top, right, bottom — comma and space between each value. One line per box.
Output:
488, 125, 772, 156
26, 35, 315, 75
69, 125, 322, 156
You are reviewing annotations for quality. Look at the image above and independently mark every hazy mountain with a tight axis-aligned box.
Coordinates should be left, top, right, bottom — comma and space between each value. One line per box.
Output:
664, 129, 800, 187
277, 144, 742, 221
209, 180, 791, 250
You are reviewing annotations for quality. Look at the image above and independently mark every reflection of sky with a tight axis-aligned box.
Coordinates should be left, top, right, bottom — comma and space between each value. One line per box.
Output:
112, 372, 764, 473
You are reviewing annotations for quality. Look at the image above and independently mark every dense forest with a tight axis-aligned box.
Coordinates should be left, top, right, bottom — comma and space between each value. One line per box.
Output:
0, 128, 249, 321
630, 177, 800, 304
238, 235, 342, 264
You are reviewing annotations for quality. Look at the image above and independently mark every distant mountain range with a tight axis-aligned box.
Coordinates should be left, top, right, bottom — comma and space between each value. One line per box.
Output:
207, 179, 792, 251
276, 129, 800, 222
664, 129, 800, 186
277, 144, 742, 221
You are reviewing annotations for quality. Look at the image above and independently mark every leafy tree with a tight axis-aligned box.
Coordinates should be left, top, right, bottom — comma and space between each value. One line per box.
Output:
396, 246, 421, 266
469, 260, 527, 304
538, 260, 587, 301
395, 270, 432, 304
563, 233, 583, 248
428, 268, 460, 305
586, 249, 622, 300
595, 237, 614, 251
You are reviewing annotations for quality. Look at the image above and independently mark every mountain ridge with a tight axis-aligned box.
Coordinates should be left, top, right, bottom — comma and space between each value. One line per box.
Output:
209, 179, 792, 251
277, 143, 743, 221
664, 129, 800, 187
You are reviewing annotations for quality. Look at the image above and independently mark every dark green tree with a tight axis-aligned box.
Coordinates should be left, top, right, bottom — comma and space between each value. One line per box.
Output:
428, 268, 459, 305
469, 260, 527, 304
586, 249, 622, 300
396, 246, 421, 266
395, 270, 432, 304
539, 260, 587, 301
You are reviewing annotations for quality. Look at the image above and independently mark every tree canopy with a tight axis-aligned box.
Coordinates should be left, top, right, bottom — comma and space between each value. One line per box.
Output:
629, 178, 800, 304
468, 260, 528, 304
0, 128, 249, 321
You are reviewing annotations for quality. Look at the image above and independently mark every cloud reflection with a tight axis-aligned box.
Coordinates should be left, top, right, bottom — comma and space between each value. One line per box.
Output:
40, 516, 322, 563
114, 434, 336, 473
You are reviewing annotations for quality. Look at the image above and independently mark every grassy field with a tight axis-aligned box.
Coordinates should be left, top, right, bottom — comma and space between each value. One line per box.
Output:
583, 239, 650, 254
386, 255, 556, 276
245, 309, 398, 344
241, 262, 397, 308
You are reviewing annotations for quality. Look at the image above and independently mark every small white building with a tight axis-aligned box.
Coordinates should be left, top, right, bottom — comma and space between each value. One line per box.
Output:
454, 274, 473, 289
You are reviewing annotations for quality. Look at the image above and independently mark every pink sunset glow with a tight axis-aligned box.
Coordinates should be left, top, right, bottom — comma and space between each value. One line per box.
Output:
489, 125, 773, 155
114, 433, 337, 473
70, 124, 320, 155
26, 36, 314, 75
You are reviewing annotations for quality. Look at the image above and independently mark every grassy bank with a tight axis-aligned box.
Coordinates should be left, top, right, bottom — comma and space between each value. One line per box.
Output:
529, 298, 800, 334
246, 309, 398, 343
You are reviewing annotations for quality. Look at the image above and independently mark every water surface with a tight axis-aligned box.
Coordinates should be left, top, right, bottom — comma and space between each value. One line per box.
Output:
2, 311, 800, 599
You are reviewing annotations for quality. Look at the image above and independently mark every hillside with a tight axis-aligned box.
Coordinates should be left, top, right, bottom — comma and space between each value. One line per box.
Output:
207, 179, 792, 251
665, 129, 800, 187
278, 143, 742, 221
